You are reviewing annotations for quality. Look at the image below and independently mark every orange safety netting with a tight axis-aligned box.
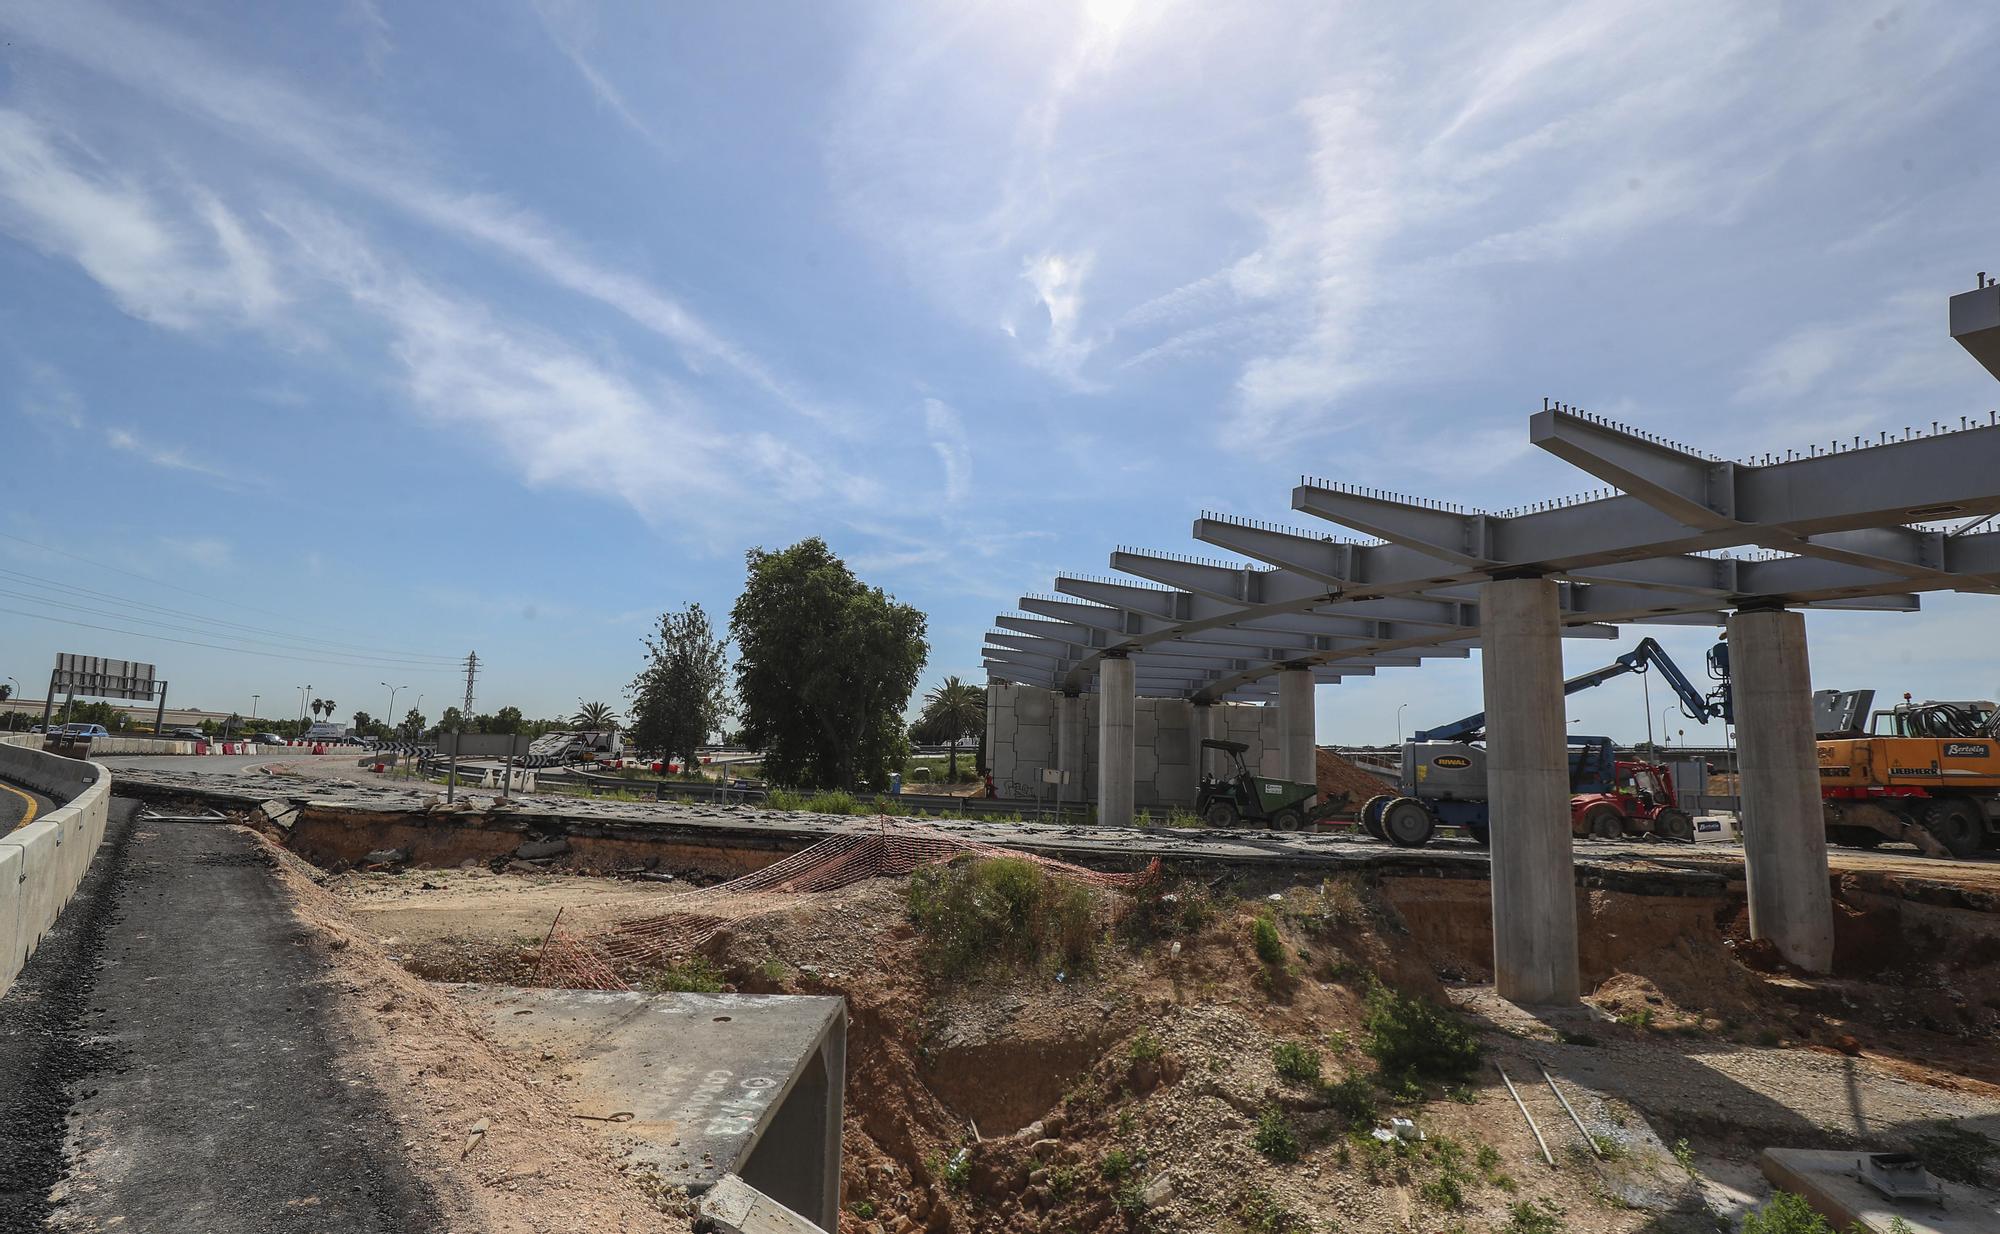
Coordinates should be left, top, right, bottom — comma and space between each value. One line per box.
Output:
534, 818, 1157, 990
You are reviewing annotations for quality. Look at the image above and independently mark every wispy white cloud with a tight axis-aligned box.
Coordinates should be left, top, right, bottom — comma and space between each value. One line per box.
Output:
828, 1, 1980, 452
922, 398, 972, 503
0, 0, 823, 420
529, 0, 669, 154
263, 204, 874, 539
104, 424, 240, 483
0, 110, 286, 331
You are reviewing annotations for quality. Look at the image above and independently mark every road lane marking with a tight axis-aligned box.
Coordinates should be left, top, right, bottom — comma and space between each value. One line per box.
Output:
0, 781, 38, 831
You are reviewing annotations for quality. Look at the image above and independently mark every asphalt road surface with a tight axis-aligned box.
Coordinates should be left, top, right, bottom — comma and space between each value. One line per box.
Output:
0, 800, 444, 1231
0, 778, 54, 834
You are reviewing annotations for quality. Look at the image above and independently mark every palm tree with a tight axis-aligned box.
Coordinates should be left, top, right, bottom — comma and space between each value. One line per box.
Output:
573, 700, 618, 730
921, 676, 986, 781
310, 698, 325, 721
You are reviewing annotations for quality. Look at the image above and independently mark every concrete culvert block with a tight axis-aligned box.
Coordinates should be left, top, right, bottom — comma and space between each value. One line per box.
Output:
514, 836, 571, 860
698, 1173, 825, 1233
363, 847, 410, 866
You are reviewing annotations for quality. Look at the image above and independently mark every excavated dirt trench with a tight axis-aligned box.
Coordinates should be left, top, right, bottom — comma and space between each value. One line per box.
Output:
249, 803, 2000, 1233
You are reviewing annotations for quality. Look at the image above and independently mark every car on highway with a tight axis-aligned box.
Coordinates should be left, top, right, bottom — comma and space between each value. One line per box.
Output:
169, 728, 207, 742
254, 732, 286, 745
58, 723, 110, 740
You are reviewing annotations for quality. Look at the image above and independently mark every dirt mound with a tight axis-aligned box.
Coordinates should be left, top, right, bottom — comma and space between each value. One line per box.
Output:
1316, 749, 1391, 812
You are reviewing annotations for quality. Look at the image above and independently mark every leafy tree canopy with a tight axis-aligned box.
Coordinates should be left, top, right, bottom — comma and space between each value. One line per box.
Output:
629, 603, 729, 770
730, 538, 927, 790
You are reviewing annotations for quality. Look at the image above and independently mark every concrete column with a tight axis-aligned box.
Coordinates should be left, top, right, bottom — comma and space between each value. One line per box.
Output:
1058, 691, 1086, 810
1277, 666, 1316, 793
1098, 655, 1135, 826
1729, 608, 1835, 973
1479, 577, 1579, 1005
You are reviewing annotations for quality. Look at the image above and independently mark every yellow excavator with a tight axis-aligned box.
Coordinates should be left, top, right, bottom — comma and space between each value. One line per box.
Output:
1816, 690, 2000, 858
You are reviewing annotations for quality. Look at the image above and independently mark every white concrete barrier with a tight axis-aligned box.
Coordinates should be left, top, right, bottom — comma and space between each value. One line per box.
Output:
0, 744, 111, 997
84, 737, 197, 756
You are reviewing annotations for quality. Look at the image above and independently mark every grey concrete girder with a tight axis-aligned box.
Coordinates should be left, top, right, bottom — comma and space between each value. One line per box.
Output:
1532, 408, 2000, 593
1295, 482, 1925, 612
1018, 596, 1129, 633
995, 615, 1106, 648
1535, 407, 2000, 535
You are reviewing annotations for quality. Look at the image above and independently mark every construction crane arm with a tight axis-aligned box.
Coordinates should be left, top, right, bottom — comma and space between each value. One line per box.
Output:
1415, 637, 1726, 742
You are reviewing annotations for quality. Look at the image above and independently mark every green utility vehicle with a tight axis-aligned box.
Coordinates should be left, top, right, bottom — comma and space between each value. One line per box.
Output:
1194, 738, 1332, 830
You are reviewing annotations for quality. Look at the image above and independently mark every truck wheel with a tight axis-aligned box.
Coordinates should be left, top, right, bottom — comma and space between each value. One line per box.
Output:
1271, 807, 1304, 832
1360, 794, 1392, 831
1204, 800, 1241, 828
1924, 799, 1982, 859
1653, 809, 1694, 842
1465, 822, 1490, 847
1584, 804, 1624, 840
1382, 798, 1434, 848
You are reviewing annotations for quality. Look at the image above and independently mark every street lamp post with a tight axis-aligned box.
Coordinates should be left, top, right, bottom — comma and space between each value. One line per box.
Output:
1660, 706, 1676, 752
1395, 702, 1408, 746
381, 682, 406, 737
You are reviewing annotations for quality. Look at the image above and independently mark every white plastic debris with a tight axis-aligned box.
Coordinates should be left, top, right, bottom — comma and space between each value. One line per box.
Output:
1391, 1117, 1423, 1141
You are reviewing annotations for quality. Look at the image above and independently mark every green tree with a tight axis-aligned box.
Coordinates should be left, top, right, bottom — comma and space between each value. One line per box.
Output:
917, 676, 985, 781
400, 708, 426, 740
488, 706, 524, 735
352, 710, 374, 736
629, 603, 729, 772
573, 700, 618, 729
730, 538, 928, 790
439, 706, 465, 735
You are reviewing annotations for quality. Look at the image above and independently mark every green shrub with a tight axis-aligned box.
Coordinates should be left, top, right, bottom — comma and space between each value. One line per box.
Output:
1418, 1171, 1466, 1211
1099, 1147, 1138, 1180
1251, 914, 1284, 965
1271, 1040, 1322, 1085
1128, 1029, 1164, 1064
1232, 1188, 1308, 1234
641, 956, 724, 993
905, 856, 1099, 979
1251, 1105, 1301, 1163
928, 1149, 971, 1192
1115, 880, 1214, 945
1910, 1124, 1997, 1187
1319, 1070, 1378, 1125
1741, 1191, 1835, 1234
1505, 1200, 1562, 1234
1362, 981, 1482, 1084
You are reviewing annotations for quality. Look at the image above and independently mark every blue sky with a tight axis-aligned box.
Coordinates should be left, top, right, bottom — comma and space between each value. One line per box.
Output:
1, 0, 1997, 742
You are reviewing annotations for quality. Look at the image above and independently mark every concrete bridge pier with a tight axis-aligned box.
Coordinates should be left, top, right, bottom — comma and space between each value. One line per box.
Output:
1098, 654, 1135, 826
1277, 665, 1316, 794
1728, 607, 1835, 972
1479, 576, 1580, 1006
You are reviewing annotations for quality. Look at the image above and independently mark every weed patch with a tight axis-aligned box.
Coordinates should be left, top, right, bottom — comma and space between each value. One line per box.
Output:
1910, 1124, 1996, 1187
1505, 1199, 1562, 1234
905, 856, 1099, 979
1232, 1187, 1308, 1234
1362, 980, 1482, 1085
640, 956, 724, 993
1251, 914, 1285, 965
1271, 1040, 1322, 1085
1251, 1105, 1301, 1163
1741, 1191, 1838, 1234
